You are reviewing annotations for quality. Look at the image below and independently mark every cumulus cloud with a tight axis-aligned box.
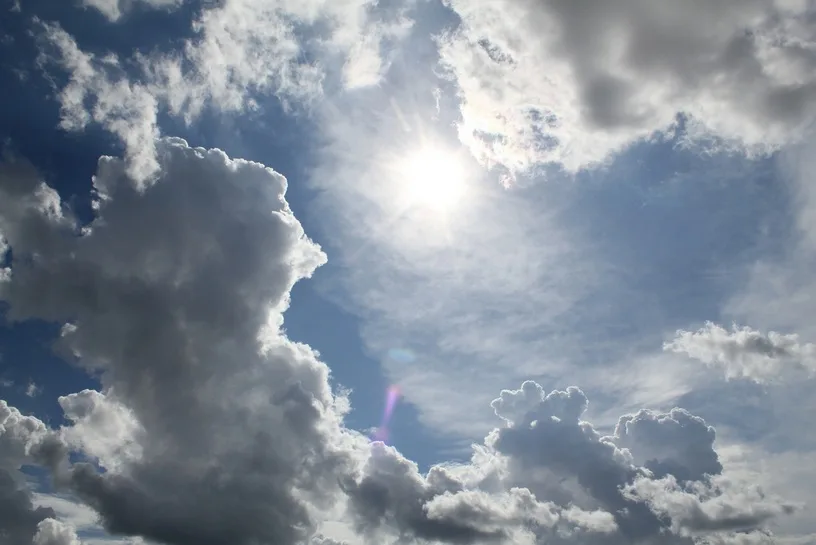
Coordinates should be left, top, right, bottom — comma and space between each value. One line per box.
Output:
0, 400, 63, 470
440, 0, 816, 180
0, 138, 355, 545
33, 518, 82, 545
665, 322, 816, 383
37, 0, 412, 182
613, 407, 722, 482
0, 142, 797, 545
624, 474, 797, 536
58, 390, 142, 472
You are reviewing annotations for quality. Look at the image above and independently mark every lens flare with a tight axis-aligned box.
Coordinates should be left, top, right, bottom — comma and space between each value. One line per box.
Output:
373, 385, 401, 443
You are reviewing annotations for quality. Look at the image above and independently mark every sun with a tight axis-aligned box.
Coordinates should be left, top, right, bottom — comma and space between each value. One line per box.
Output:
397, 147, 467, 212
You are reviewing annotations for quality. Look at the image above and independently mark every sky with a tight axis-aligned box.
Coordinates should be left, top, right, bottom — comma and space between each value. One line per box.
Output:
1, 0, 816, 544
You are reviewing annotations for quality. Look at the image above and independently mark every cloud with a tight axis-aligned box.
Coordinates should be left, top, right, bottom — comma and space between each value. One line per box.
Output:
36, 0, 412, 182
33, 518, 81, 545
0, 402, 71, 545
0, 140, 798, 544
665, 322, 816, 383
58, 390, 142, 472
342, 380, 791, 545
613, 407, 722, 482
32, 493, 100, 532
0, 400, 61, 470
0, 470, 59, 545
80, 0, 183, 22
440, 0, 816, 179
0, 138, 357, 545
624, 474, 797, 536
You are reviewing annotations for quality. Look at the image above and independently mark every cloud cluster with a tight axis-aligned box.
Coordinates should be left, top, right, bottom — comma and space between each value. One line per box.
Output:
440, 0, 816, 179
0, 142, 797, 545
665, 322, 816, 383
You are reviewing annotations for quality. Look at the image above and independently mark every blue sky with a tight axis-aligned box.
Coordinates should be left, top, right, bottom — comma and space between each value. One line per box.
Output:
2, 1, 816, 544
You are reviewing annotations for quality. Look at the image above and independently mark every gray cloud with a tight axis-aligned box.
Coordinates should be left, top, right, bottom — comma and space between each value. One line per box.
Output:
440, 0, 816, 178
491, 384, 664, 540
343, 440, 616, 544
665, 322, 816, 383
0, 400, 71, 545
0, 138, 360, 545
0, 469, 58, 545
612, 408, 722, 482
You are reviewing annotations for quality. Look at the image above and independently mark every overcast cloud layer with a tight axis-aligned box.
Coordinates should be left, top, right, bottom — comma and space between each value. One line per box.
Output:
3, 0, 816, 544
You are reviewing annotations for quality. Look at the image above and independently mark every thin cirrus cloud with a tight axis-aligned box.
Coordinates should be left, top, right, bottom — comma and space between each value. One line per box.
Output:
2, 0, 816, 544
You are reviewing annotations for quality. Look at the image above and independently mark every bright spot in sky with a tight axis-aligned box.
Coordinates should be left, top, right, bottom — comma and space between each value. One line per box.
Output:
398, 147, 466, 212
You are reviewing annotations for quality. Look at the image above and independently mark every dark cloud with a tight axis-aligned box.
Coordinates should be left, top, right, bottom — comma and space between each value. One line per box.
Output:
491, 384, 665, 540
343, 443, 498, 543
0, 469, 57, 545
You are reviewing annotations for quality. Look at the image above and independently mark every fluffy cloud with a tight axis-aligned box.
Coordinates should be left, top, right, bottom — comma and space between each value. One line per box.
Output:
58, 390, 142, 472
665, 322, 816, 383
0, 138, 356, 545
613, 408, 722, 482
440, 0, 816, 180
37, 0, 412, 182
81, 0, 183, 22
624, 474, 797, 535
0, 400, 65, 472
0, 142, 797, 545
33, 518, 81, 545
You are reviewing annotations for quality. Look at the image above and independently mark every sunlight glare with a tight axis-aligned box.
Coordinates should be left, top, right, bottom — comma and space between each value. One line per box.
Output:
398, 147, 466, 212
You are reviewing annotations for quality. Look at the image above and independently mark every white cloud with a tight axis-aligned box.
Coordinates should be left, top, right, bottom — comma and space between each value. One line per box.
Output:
439, 0, 816, 180
32, 494, 100, 532
665, 322, 816, 383
0, 400, 57, 470
81, 0, 183, 22
33, 519, 81, 545
623, 474, 797, 536
58, 390, 143, 472
37, 0, 413, 183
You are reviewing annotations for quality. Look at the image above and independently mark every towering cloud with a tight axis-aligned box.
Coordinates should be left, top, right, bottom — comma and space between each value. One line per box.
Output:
0, 139, 358, 545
